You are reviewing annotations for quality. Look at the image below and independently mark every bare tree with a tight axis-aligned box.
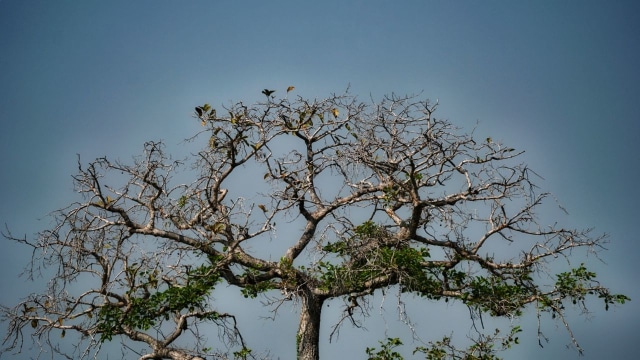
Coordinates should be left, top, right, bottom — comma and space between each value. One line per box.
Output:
1, 91, 629, 360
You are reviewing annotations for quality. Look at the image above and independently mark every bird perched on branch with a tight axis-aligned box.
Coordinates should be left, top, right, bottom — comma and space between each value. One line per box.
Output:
362, 158, 399, 174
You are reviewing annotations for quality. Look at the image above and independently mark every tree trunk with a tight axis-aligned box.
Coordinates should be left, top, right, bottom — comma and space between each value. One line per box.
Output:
297, 289, 324, 360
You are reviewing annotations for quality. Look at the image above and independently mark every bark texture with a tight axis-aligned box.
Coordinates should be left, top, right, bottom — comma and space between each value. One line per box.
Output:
297, 289, 325, 360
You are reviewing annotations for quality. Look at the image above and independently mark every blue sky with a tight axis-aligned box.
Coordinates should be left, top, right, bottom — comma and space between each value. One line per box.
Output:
1, 1, 639, 359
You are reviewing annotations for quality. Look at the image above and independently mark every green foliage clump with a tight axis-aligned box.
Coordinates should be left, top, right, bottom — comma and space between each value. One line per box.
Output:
240, 280, 277, 299
462, 275, 530, 317
233, 347, 252, 359
366, 337, 404, 360
96, 264, 221, 342
550, 263, 630, 311
320, 221, 439, 295
366, 327, 522, 360
238, 267, 278, 298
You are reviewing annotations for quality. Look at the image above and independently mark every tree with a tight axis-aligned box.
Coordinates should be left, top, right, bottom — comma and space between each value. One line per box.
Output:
1, 91, 629, 360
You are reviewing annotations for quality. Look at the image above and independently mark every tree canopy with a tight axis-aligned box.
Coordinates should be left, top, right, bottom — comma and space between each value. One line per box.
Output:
1, 91, 629, 360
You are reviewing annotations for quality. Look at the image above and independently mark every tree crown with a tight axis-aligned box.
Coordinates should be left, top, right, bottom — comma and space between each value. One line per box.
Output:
1, 91, 629, 360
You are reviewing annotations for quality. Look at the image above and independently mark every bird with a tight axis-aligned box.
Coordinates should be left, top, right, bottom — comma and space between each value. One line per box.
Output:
363, 158, 399, 174
286, 85, 295, 92
262, 89, 276, 97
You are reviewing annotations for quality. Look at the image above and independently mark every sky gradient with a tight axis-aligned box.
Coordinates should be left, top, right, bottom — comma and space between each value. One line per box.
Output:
1, 1, 639, 359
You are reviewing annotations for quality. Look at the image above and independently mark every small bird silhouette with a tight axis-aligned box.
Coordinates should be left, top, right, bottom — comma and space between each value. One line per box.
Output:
262, 89, 276, 97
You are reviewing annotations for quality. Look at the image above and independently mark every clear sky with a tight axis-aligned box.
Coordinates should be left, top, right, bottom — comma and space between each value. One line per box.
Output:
1, 1, 639, 359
